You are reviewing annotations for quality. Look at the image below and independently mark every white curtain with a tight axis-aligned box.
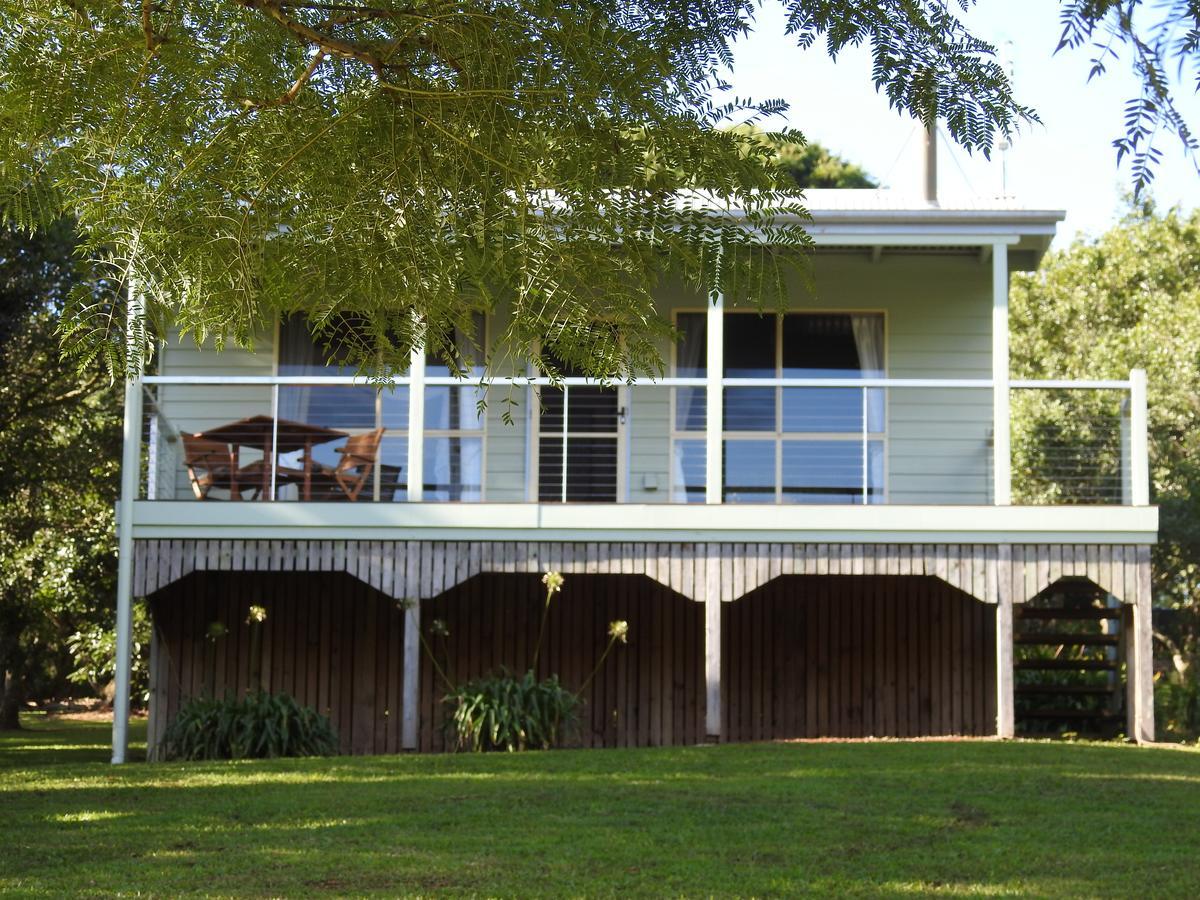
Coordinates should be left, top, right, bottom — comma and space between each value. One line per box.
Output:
672, 314, 707, 502
851, 315, 885, 433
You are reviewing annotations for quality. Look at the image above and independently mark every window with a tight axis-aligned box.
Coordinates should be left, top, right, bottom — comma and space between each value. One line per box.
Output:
537, 353, 621, 502
672, 311, 885, 504
277, 314, 486, 501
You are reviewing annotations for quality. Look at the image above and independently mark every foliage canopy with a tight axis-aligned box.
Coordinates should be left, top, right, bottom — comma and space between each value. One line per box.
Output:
0, 0, 1031, 377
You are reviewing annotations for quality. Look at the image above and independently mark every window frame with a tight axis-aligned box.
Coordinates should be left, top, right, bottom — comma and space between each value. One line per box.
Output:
670, 307, 890, 504
529, 343, 629, 503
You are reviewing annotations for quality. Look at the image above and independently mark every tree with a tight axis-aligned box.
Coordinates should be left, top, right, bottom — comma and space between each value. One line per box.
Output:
0, 221, 123, 728
0, 3, 1188, 377
733, 128, 878, 188
774, 141, 878, 190
1010, 203, 1200, 732
0, 1, 1028, 379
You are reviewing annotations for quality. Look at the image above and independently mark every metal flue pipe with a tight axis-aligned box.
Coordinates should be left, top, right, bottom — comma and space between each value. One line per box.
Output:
922, 124, 938, 206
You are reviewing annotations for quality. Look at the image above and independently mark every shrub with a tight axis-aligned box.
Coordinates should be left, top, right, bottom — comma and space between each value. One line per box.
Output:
162, 691, 337, 760
443, 669, 579, 752
421, 571, 629, 752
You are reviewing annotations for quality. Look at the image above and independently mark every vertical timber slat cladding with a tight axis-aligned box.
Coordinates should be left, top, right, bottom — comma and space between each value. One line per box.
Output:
721, 575, 997, 742
146, 571, 407, 759
417, 573, 705, 751
132, 540, 1146, 608
137, 540, 1157, 756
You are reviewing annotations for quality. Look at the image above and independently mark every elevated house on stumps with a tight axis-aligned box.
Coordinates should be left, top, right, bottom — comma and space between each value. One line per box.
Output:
108, 186, 1158, 761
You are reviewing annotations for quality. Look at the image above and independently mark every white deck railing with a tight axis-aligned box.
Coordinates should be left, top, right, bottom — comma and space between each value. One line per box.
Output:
137, 370, 1150, 508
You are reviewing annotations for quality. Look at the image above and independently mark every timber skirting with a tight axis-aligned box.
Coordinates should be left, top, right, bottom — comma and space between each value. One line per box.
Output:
136, 539, 1156, 752
134, 539, 1151, 608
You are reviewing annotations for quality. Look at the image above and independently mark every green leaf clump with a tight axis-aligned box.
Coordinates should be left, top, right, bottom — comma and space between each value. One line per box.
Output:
162, 691, 337, 761
443, 669, 579, 752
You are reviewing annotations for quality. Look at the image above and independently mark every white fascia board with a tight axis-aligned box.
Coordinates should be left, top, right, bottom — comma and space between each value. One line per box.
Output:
805, 230, 1023, 246
803, 209, 1065, 226
130, 501, 1159, 544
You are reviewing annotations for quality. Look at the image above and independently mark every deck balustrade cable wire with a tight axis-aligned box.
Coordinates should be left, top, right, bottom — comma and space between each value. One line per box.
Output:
139, 376, 1145, 507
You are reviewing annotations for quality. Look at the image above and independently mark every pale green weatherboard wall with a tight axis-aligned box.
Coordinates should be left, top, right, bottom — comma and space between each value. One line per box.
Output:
154, 249, 994, 504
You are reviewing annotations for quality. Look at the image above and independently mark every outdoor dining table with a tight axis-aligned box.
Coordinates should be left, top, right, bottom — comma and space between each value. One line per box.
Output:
196, 415, 349, 501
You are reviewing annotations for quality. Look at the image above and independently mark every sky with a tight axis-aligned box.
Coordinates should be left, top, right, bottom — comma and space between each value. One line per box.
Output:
725, 1, 1200, 246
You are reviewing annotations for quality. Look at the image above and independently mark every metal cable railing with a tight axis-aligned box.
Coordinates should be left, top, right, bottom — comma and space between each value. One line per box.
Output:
137, 372, 1149, 507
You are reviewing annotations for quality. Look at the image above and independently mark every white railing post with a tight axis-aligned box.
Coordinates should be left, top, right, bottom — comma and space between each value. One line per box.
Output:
524, 381, 535, 502
861, 386, 869, 505
992, 241, 1012, 505
112, 279, 144, 764
269, 384, 279, 501
560, 385, 569, 503
406, 340, 426, 502
705, 292, 724, 504
1130, 368, 1149, 506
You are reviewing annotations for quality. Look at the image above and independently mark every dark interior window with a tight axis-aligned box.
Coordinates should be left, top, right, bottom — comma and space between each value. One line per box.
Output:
782, 314, 863, 377
723, 314, 775, 377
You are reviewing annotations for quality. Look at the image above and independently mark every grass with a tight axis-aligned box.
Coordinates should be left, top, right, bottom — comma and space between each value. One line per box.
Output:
3, 716, 1200, 897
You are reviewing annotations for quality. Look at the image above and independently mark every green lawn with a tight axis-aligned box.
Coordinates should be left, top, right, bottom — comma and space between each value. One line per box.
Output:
3, 716, 1200, 897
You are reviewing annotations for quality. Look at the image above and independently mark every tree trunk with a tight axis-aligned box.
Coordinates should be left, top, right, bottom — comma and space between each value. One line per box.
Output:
0, 670, 22, 730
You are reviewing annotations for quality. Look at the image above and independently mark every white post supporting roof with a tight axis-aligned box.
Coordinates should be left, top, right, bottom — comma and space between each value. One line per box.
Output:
111, 281, 143, 765
406, 341, 425, 502
992, 242, 1012, 506
705, 291, 723, 505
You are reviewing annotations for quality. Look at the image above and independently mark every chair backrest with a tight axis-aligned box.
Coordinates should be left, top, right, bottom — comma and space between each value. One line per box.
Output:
335, 428, 384, 474
181, 433, 236, 499
182, 433, 234, 471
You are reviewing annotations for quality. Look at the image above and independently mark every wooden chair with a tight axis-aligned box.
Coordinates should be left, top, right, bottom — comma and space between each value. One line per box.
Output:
315, 428, 386, 501
182, 433, 242, 499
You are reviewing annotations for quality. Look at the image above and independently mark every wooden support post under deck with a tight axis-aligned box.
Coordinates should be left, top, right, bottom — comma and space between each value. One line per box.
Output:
995, 545, 1015, 738
401, 596, 421, 750
704, 548, 721, 739
1127, 547, 1155, 743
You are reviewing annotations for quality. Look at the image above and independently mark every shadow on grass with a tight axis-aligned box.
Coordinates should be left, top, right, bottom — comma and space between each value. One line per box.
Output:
0, 713, 146, 769
3, 720, 1200, 896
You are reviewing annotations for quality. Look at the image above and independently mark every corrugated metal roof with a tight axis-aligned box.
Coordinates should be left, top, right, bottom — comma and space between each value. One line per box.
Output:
801, 189, 1059, 215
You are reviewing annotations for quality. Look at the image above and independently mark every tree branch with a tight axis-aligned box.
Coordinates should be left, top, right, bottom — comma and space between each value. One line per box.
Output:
236, 0, 463, 79
237, 0, 406, 74
142, 0, 166, 51
241, 50, 328, 109
1154, 628, 1192, 680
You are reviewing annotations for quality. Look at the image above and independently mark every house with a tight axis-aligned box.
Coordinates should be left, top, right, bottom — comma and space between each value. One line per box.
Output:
108, 186, 1159, 761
